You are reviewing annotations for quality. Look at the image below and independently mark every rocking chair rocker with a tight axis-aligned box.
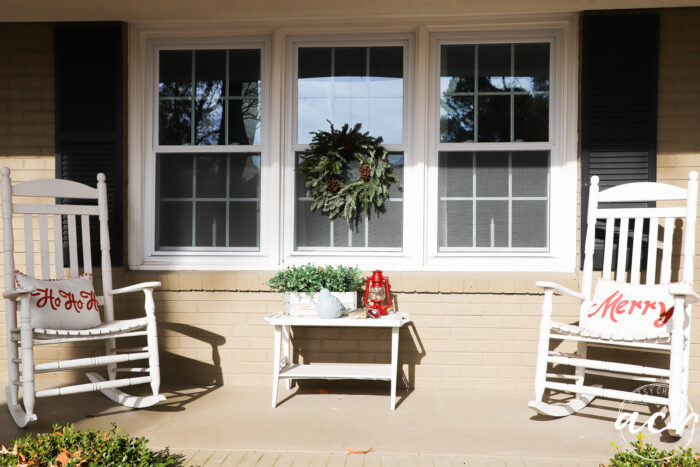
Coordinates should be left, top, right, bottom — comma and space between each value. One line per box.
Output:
529, 172, 700, 436
2, 168, 165, 427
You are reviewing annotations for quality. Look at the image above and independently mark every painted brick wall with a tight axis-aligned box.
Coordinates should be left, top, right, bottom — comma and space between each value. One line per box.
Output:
0, 23, 56, 385
1, 10, 700, 396
657, 8, 700, 389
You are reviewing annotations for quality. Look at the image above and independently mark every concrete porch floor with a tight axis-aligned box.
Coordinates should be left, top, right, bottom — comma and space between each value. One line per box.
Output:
1, 384, 699, 466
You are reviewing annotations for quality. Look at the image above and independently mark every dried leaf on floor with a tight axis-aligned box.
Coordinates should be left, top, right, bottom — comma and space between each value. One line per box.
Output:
346, 447, 373, 454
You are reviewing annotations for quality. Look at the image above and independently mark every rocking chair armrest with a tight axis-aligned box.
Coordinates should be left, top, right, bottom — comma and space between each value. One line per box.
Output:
535, 281, 585, 300
109, 282, 162, 296
668, 285, 700, 304
3, 287, 35, 300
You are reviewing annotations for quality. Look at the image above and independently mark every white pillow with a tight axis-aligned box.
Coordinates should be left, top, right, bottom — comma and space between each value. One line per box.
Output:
14, 271, 101, 330
585, 279, 686, 338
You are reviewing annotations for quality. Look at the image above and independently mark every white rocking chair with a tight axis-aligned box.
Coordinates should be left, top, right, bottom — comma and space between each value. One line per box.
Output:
529, 172, 700, 436
2, 168, 165, 427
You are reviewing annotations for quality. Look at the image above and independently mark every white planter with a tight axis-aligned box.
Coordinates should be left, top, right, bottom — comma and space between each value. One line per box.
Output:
284, 291, 358, 316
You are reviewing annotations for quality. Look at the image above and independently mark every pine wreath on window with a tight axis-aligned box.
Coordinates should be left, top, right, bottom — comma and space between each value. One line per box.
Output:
299, 122, 402, 224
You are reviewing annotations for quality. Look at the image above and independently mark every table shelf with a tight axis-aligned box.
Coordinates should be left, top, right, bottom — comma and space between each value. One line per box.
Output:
279, 363, 392, 381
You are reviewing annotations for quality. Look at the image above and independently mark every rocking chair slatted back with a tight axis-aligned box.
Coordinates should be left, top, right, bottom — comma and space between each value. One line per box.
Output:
1, 170, 114, 321
581, 173, 698, 313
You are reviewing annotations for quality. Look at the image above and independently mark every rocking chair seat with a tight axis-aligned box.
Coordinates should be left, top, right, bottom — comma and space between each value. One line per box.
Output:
33, 317, 148, 338
550, 320, 671, 344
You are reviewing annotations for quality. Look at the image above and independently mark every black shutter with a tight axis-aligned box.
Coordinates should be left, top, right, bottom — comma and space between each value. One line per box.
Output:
55, 23, 124, 266
580, 13, 659, 269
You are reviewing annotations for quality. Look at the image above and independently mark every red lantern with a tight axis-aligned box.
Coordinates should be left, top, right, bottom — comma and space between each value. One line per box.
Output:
364, 270, 392, 318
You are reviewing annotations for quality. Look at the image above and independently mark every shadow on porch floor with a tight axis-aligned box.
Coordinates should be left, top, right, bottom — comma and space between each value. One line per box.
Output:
1, 384, 698, 465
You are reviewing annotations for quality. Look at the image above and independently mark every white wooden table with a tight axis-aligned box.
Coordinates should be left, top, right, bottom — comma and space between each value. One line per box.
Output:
265, 312, 411, 410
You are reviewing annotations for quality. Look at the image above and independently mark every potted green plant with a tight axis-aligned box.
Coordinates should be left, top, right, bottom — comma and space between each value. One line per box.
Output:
266, 264, 363, 316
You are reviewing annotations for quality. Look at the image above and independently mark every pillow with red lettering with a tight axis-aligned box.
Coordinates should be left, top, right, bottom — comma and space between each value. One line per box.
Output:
14, 271, 101, 330
584, 279, 684, 338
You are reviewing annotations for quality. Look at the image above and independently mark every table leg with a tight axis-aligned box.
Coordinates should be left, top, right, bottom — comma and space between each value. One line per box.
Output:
390, 326, 399, 410
272, 325, 282, 408
283, 324, 292, 389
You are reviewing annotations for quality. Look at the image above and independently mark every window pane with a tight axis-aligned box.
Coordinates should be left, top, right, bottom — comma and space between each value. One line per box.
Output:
475, 152, 508, 197
196, 154, 227, 198
195, 202, 226, 247
195, 50, 225, 94
156, 153, 260, 250
514, 94, 548, 142
512, 151, 548, 197
230, 154, 260, 198
159, 50, 192, 97
294, 152, 403, 249
228, 50, 260, 98
158, 154, 193, 198
439, 152, 473, 197
475, 200, 508, 247
228, 98, 260, 145
296, 201, 332, 247
158, 201, 192, 247
368, 200, 403, 247
440, 96, 474, 143
195, 97, 224, 145
477, 95, 510, 142
441, 45, 475, 94
477, 44, 511, 91
437, 150, 550, 251
438, 200, 473, 248
512, 200, 547, 248
159, 100, 191, 145
513, 43, 549, 93
297, 46, 403, 144
229, 202, 259, 247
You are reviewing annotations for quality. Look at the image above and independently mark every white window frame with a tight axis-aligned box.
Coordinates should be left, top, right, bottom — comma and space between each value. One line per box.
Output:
128, 28, 278, 270
128, 16, 577, 272
282, 34, 422, 269
426, 25, 577, 271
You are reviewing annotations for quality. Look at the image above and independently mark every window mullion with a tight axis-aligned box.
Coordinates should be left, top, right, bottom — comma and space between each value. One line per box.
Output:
508, 151, 513, 248
191, 51, 196, 146
191, 156, 197, 247
474, 45, 479, 143
472, 154, 476, 248
225, 156, 231, 248
225, 50, 230, 145
510, 43, 515, 143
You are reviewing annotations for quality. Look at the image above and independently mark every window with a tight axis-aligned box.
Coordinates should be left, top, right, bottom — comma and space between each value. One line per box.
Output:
288, 41, 410, 255
438, 42, 550, 250
130, 21, 575, 271
429, 30, 575, 270
131, 35, 272, 269
156, 49, 262, 251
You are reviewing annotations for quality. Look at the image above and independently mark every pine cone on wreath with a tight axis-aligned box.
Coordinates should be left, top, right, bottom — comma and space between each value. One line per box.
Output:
326, 178, 341, 193
360, 164, 371, 181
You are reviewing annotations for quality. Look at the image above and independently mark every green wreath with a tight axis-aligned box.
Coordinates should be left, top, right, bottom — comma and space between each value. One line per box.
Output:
300, 122, 402, 224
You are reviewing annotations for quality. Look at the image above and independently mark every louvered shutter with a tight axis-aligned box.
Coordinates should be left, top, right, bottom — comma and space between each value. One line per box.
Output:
55, 23, 124, 266
580, 13, 659, 269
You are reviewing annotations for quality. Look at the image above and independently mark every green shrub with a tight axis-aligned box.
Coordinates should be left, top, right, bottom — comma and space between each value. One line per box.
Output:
0, 423, 180, 467
266, 264, 364, 293
607, 433, 700, 466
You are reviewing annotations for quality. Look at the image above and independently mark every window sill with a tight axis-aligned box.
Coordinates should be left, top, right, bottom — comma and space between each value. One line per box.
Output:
116, 267, 580, 295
